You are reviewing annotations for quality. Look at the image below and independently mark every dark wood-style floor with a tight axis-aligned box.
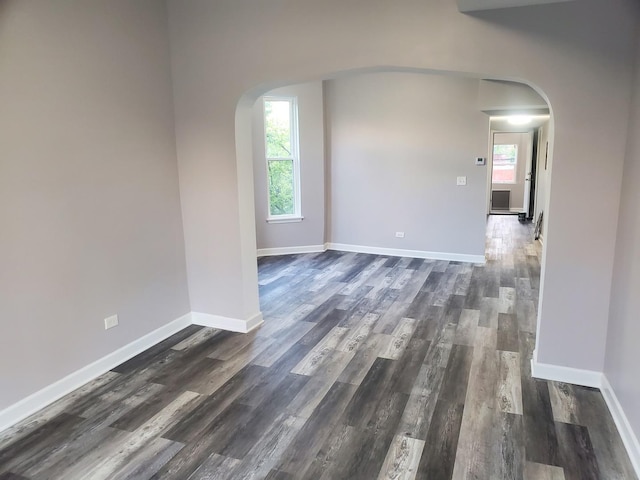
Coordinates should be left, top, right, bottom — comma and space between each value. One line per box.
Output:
0, 216, 636, 480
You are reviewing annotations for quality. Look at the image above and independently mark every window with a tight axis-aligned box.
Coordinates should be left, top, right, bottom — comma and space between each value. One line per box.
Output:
492, 144, 518, 184
263, 97, 301, 221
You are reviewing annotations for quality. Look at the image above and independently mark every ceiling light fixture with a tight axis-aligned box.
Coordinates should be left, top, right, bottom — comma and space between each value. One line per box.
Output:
507, 115, 532, 125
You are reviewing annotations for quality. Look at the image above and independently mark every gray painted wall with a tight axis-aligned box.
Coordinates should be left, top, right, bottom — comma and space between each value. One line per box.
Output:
326, 73, 488, 256
605, 35, 640, 450
167, 0, 638, 373
478, 80, 547, 112
491, 132, 530, 211
458, 0, 574, 13
0, 1, 190, 410
253, 82, 325, 250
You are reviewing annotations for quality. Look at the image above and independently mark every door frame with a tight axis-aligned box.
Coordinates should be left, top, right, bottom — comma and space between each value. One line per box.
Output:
486, 129, 535, 215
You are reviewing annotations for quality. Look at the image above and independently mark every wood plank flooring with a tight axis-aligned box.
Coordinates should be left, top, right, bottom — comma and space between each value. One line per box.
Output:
0, 216, 636, 479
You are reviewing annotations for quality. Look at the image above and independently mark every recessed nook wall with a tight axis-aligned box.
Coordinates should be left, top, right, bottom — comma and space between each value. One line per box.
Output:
252, 82, 326, 252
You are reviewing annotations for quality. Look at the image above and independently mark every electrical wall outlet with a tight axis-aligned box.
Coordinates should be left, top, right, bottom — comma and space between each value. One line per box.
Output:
104, 314, 119, 330
457, 176, 467, 186
395, 232, 405, 238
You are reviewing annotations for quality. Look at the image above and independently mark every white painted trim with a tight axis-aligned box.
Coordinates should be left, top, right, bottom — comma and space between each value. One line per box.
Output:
530, 354, 603, 388
325, 242, 486, 264
601, 375, 640, 478
266, 216, 304, 224
0, 313, 192, 434
190, 311, 264, 333
257, 244, 326, 257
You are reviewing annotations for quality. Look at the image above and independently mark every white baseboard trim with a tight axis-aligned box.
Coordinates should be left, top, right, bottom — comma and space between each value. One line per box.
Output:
530, 357, 603, 388
190, 311, 264, 333
257, 244, 326, 257
0, 310, 265, 434
256, 242, 486, 264
326, 242, 486, 264
0, 313, 192, 434
601, 375, 640, 477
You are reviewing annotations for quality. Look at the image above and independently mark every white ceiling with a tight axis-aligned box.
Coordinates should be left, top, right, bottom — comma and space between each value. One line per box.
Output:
457, 0, 576, 13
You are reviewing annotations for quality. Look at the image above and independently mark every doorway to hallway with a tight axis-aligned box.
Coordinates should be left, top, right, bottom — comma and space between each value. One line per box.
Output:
486, 115, 550, 222
489, 131, 533, 216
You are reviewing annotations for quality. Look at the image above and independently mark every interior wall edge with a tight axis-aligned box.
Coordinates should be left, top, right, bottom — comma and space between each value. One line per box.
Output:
257, 245, 327, 257
531, 355, 640, 477
190, 311, 264, 334
530, 353, 603, 388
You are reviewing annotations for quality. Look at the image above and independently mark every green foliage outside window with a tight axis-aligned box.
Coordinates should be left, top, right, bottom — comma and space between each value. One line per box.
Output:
493, 144, 517, 164
268, 160, 294, 216
265, 100, 292, 158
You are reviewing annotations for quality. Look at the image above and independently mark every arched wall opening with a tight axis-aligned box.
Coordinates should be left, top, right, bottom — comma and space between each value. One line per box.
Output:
169, 0, 636, 388
234, 66, 554, 362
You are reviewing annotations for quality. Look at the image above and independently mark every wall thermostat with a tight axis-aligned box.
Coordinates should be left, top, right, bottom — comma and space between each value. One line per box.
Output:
475, 157, 486, 166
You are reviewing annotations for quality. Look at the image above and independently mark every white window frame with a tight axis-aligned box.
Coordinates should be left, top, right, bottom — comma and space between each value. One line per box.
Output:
263, 96, 302, 223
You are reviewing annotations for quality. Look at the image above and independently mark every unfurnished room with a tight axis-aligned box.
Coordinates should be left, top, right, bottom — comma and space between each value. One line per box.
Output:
1, 1, 640, 479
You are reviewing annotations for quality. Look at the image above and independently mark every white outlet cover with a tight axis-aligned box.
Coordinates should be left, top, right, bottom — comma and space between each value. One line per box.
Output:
395, 232, 405, 238
457, 176, 467, 186
104, 314, 119, 330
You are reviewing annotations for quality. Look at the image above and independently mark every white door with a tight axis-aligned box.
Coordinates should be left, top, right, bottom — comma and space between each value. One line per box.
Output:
522, 131, 534, 217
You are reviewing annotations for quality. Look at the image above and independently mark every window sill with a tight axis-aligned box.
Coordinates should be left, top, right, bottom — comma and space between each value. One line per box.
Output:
266, 216, 304, 224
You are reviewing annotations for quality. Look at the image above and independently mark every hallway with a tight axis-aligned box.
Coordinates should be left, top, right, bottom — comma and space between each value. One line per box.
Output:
0, 217, 635, 479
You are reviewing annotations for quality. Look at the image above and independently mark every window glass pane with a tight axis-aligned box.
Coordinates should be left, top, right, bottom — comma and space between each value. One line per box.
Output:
265, 100, 292, 158
492, 144, 517, 183
268, 160, 295, 215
